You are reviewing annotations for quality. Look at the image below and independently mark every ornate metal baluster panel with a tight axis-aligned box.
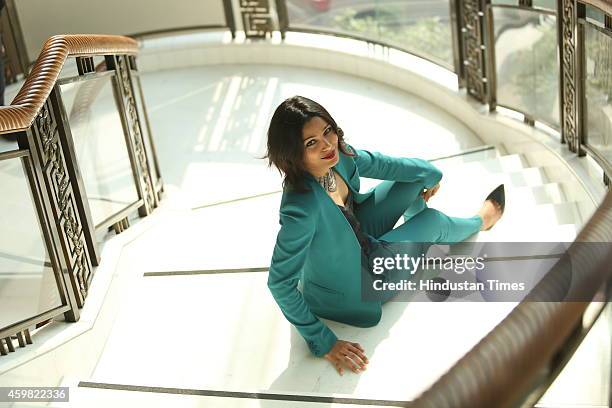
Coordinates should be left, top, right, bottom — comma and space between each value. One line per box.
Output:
106, 54, 157, 216
239, 0, 274, 38
461, 0, 489, 103
128, 56, 164, 202
560, 0, 579, 152
26, 100, 94, 308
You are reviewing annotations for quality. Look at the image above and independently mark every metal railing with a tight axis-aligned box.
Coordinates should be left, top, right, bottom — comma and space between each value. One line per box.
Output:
0, 34, 162, 356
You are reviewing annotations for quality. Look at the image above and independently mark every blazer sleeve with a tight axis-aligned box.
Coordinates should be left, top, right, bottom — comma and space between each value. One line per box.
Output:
353, 147, 443, 189
267, 197, 338, 357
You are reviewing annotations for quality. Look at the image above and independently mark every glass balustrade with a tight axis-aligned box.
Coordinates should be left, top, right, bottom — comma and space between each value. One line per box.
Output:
59, 75, 141, 230
0, 155, 63, 331
285, 0, 454, 68
492, 6, 560, 128
584, 22, 612, 164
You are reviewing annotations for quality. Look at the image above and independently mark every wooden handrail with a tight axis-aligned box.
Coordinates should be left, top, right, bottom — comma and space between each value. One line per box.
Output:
0, 34, 138, 135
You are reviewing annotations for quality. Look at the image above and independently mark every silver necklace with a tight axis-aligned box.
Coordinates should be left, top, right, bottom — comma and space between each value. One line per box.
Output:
317, 168, 337, 192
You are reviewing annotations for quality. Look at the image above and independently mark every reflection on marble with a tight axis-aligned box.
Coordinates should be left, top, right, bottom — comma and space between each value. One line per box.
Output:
0, 158, 61, 330
60, 75, 140, 227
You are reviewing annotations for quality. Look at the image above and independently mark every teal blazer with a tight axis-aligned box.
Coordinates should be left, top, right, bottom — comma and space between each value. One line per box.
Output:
267, 146, 443, 356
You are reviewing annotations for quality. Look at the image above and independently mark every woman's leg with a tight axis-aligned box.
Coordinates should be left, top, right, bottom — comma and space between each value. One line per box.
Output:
356, 180, 480, 243
380, 207, 483, 244
356, 180, 427, 238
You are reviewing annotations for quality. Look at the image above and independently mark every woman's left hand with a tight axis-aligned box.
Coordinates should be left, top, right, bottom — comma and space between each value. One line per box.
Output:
422, 183, 440, 202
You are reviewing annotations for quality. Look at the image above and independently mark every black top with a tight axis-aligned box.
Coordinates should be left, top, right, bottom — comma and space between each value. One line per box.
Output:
337, 191, 373, 256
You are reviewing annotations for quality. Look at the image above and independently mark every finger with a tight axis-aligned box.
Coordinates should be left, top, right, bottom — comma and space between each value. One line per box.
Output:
341, 353, 362, 372
347, 344, 367, 360
344, 350, 366, 371
348, 345, 369, 365
335, 362, 344, 376
351, 342, 365, 352
344, 350, 363, 369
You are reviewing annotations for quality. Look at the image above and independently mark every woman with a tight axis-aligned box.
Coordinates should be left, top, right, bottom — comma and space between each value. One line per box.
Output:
265, 96, 504, 376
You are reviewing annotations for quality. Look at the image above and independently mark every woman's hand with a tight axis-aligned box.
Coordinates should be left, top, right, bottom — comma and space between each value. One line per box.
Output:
422, 183, 440, 202
324, 340, 369, 375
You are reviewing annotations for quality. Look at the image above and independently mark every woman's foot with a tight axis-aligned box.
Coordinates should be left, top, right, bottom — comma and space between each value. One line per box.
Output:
477, 184, 505, 231
478, 200, 503, 230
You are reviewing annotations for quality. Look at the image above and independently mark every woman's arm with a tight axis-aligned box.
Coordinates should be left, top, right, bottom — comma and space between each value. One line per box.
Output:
353, 147, 443, 189
267, 197, 338, 357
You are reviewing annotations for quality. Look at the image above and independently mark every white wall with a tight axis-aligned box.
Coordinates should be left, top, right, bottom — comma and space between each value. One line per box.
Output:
15, 0, 227, 62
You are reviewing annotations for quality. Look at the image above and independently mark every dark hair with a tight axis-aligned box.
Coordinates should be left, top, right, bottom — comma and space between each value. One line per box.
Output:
264, 95, 354, 192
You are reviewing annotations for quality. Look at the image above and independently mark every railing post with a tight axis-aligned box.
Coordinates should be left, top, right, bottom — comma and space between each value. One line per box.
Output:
105, 54, 158, 217
450, 0, 466, 88
559, 0, 581, 153
458, 0, 490, 105
222, 0, 237, 39
275, 0, 289, 39
128, 56, 164, 202
576, 1, 587, 157
17, 97, 96, 310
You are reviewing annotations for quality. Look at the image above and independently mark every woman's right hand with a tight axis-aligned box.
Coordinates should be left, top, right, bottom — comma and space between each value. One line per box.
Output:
324, 340, 369, 375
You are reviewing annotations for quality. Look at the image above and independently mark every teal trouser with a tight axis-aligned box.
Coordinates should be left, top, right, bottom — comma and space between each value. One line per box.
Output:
355, 180, 483, 244
355, 180, 483, 304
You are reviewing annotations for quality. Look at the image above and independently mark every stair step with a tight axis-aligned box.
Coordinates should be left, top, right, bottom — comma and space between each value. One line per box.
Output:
468, 222, 579, 242
430, 146, 500, 166
431, 183, 569, 212
431, 187, 586, 224
360, 166, 550, 194
448, 166, 549, 187
435, 153, 528, 174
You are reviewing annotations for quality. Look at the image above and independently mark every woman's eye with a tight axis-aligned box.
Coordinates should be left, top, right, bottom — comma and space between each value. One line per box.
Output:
306, 140, 316, 148
324, 127, 332, 135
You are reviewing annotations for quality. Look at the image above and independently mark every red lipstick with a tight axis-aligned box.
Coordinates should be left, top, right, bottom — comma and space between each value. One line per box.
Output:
322, 149, 336, 160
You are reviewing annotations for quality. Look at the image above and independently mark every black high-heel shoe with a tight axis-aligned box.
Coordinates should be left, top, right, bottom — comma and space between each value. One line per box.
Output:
486, 184, 505, 212
483, 184, 505, 230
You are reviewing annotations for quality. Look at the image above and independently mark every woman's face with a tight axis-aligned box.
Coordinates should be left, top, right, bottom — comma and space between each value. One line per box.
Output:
301, 116, 339, 178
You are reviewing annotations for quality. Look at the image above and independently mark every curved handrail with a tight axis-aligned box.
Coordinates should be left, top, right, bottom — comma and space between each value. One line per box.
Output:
0, 34, 138, 135
412, 192, 612, 408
